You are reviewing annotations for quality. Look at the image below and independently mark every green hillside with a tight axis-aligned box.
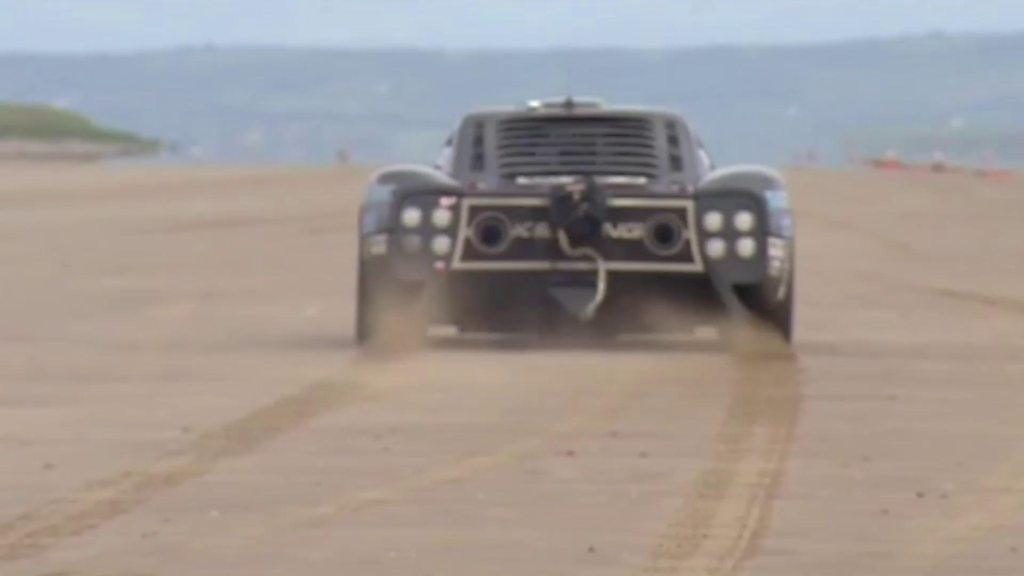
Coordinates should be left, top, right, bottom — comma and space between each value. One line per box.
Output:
0, 103, 157, 148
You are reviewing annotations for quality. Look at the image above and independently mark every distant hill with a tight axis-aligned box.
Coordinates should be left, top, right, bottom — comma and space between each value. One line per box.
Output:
0, 102, 158, 161
0, 32, 1020, 166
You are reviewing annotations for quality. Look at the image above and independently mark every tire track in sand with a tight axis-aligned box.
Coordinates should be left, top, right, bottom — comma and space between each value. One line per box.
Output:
303, 365, 648, 526
0, 350, 650, 564
642, 350, 802, 575
922, 286, 1024, 316
0, 359, 381, 563
185, 350, 653, 551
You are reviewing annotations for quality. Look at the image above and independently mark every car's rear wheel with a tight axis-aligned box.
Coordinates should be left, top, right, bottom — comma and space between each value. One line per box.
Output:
773, 271, 795, 343
354, 258, 373, 344
356, 258, 427, 349
727, 270, 794, 354
733, 264, 795, 344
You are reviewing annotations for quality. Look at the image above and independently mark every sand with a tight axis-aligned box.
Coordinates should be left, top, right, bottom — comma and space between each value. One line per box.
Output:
0, 163, 1021, 575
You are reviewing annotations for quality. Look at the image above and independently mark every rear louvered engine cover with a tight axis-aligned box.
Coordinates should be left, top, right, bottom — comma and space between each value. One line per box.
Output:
496, 116, 661, 180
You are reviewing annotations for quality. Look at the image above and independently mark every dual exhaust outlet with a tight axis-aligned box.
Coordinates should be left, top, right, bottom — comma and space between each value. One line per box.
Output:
468, 210, 687, 257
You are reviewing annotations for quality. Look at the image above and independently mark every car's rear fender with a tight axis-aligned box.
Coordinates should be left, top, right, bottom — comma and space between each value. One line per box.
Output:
359, 165, 464, 281
695, 165, 795, 317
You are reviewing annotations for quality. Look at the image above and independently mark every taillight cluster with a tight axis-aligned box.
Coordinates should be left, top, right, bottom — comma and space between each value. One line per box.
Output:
700, 208, 759, 261
397, 196, 459, 258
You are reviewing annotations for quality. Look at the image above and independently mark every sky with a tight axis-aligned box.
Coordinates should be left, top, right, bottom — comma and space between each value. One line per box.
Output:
1, 0, 1023, 52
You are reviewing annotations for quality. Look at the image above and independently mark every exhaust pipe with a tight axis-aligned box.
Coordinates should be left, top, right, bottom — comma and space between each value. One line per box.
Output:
469, 211, 512, 254
643, 213, 686, 256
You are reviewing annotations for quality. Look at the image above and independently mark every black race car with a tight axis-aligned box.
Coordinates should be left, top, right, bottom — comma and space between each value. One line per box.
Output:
356, 98, 794, 345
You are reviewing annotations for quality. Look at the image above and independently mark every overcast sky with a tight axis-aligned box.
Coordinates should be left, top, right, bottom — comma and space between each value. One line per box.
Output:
1, 0, 1023, 52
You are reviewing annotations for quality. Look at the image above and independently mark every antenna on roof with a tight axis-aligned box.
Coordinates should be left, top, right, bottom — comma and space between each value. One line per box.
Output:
563, 62, 573, 108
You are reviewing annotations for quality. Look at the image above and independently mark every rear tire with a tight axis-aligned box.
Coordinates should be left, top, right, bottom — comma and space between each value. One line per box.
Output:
727, 269, 794, 354
721, 313, 789, 356
355, 258, 373, 345
773, 271, 795, 343
733, 268, 795, 344
355, 258, 427, 349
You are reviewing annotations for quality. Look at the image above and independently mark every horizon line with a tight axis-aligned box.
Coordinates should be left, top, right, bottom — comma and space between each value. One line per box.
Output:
1, 28, 1021, 57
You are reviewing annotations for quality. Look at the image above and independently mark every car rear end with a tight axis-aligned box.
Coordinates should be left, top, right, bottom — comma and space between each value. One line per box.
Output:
359, 103, 788, 341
